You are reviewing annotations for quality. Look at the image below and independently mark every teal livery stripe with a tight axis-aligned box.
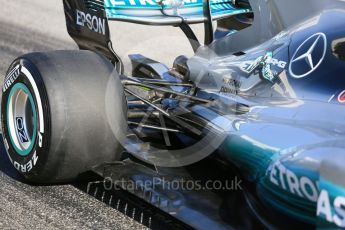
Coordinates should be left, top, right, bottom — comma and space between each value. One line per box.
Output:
104, 0, 251, 21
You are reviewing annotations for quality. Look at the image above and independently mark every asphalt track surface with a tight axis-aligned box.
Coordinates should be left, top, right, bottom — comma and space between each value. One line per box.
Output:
0, 1, 202, 229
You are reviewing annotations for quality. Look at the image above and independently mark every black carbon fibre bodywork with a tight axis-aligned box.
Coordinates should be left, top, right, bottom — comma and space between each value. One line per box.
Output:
62, 0, 123, 73
60, 0, 345, 229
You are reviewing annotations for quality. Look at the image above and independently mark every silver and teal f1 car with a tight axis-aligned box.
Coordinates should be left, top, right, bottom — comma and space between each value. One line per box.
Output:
2, 0, 345, 229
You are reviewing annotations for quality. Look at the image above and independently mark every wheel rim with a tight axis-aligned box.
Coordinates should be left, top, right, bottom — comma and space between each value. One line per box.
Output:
7, 83, 37, 156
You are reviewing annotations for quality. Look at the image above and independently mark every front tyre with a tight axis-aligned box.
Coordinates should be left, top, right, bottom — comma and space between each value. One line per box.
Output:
1, 50, 127, 183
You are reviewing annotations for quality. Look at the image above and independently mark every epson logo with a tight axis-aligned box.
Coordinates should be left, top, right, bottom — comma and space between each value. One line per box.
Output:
76, 10, 105, 35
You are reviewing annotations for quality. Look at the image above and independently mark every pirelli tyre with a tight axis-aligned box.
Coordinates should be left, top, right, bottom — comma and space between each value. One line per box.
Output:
1, 50, 127, 183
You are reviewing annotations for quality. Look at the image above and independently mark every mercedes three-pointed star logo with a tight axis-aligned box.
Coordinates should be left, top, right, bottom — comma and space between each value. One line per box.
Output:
289, 32, 327, 79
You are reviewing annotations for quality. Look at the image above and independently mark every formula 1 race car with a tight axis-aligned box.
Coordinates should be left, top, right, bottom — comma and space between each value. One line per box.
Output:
2, 0, 345, 229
